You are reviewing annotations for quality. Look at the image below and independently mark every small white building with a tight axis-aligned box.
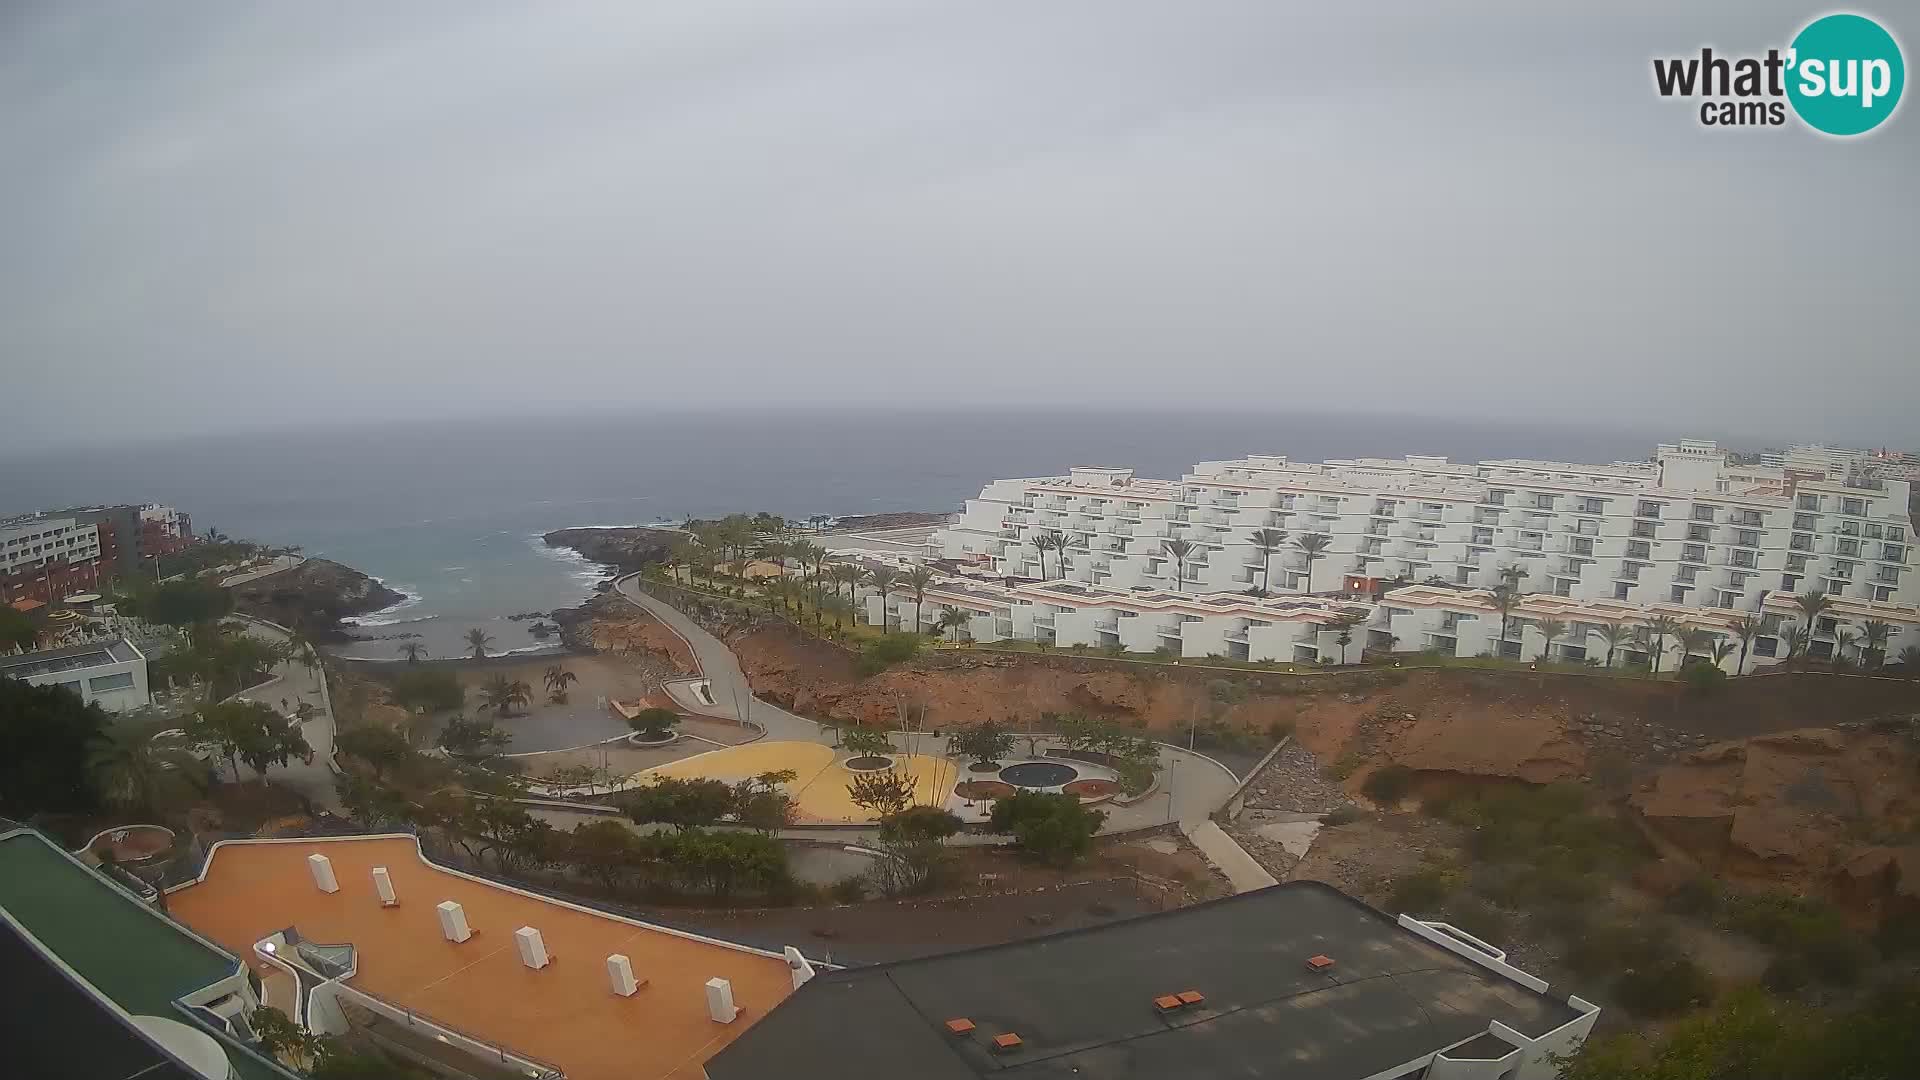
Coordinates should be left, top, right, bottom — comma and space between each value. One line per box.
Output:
0, 636, 151, 711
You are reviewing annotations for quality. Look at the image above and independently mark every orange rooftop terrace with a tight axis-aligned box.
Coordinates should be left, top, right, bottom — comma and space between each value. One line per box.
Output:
167, 835, 800, 1080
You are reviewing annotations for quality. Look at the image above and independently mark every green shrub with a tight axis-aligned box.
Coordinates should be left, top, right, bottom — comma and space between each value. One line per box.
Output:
1361, 764, 1415, 805
829, 875, 868, 904
1441, 898, 1510, 945
1678, 659, 1728, 694
856, 633, 923, 675
1613, 957, 1713, 1017
1761, 951, 1812, 994
1389, 866, 1456, 912
1664, 875, 1722, 918
1327, 753, 1364, 781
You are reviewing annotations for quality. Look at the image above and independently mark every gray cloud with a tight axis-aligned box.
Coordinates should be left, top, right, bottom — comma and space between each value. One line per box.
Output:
2, 1, 1914, 451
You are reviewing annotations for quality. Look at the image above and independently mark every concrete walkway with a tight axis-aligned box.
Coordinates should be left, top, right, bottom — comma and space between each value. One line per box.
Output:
1182, 820, 1279, 893
609, 574, 1243, 833
229, 615, 341, 811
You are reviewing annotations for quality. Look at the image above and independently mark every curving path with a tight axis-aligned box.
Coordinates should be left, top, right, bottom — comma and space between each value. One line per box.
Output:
609, 574, 1241, 834
228, 615, 341, 810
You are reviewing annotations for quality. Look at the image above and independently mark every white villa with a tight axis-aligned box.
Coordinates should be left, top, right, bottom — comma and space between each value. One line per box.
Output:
820, 438, 1920, 671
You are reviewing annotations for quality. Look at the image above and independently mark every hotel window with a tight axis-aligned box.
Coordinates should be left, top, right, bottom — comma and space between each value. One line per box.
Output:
1719, 590, 1740, 608
1687, 524, 1711, 542
1875, 567, 1900, 583
1692, 505, 1715, 522
1731, 551, 1756, 568
1790, 532, 1814, 551
1532, 493, 1556, 510
1832, 560, 1856, 579
88, 672, 135, 693
1580, 498, 1606, 514
1782, 574, 1800, 591
1635, 500, 1662, 518
1670, 586, 1689, 603
1682, 544, 1707, 562
1886, 544, 1909, 562
1676, 566, 1698, 583
1793, 513, 1817, 530
1838, 538, 1861, 556
1818, 616, 1838, 635
1632, 521, 1658, 539
1734, 530, 1760, 548
1626, 540, 1651, 560
1787, 554, 1809, 572
1891, 526, 1907, 543
1843, 497, 1867, 516
1571, 537, 1594, 556
1798, 493, 1821, 511
1614, 582, 1632, 599
1875, 586, 1896, 602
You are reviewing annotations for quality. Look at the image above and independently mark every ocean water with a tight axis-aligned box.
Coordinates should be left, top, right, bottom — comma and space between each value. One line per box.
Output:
0, 408, 1694, 659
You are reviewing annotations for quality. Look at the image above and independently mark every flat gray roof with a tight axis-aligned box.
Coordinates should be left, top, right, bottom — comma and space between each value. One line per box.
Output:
706, 882, 1581, 1080
0, 637, 140, 679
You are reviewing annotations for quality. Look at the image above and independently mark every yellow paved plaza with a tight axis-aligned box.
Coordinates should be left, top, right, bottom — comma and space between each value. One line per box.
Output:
631, 740, 961, 824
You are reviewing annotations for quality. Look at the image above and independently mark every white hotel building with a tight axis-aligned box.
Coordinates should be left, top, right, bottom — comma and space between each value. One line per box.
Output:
916, 440, 1920, 670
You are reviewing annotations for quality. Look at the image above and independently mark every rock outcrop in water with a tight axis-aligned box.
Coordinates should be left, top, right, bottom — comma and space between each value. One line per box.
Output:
229, 558, 405, 637
542, 526, 681, 570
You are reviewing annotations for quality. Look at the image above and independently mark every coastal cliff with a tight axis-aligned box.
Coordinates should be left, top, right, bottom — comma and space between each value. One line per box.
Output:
543, 526, 681, 570
229, 557, 405, 636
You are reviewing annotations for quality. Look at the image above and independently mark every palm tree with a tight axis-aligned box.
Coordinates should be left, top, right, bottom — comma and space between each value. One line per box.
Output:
1727, 615, 1761, 675
936, 606, 970, 643
1675, 626, 1715, 667
542, 665, 578, 703
1596, 621, 1633, 669
1782, 625, 1810, 659
1792, 591, 1833, 654
1861, 618, 1893, 669
1833, 628, 1862, 667
1246, 528, 1288, 595
1497, 563, 1531, 590
1535, 618, 1568, 662
480, 675, 531, 716
1332, 614, 1365, 664
88, 727, 194, 814
1646, 615, 1684, 675
902, 566, 936, 635
463, 628, 493, 660
800, 542, 831, 625
397, 642, 429, 664
1489, 583, 1521, 655
1041, 530, 1067, 579
1028, 532, 1056, 580
665, 539, 694, 586
832, 564, 864, 628
1710, 640, 1738, 670
1161, 539, 1195, 592
1896, 644, 1920, 671
865, 568, 899, 631
1292, 533, 1333, 592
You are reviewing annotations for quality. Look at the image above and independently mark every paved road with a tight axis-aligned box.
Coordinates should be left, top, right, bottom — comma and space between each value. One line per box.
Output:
610, 574, 1240, 831
229, 616, 341, 811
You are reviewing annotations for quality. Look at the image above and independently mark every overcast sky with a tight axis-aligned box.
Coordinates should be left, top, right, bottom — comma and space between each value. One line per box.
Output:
2, 1, 1914, 453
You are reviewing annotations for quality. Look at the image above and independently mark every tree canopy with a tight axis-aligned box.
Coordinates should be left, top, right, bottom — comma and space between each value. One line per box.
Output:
623, 776, 736, 831
0, 679, 108, 818
386, 669, 464, 713
131, 579, 233, 626
988, 790, 1106, 867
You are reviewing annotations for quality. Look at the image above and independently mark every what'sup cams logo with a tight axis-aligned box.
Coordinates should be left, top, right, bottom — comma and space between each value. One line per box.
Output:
1654, 12, 1904, 135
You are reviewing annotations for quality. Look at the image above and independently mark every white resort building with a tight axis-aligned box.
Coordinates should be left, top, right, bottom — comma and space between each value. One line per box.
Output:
869, 438, 1920, 671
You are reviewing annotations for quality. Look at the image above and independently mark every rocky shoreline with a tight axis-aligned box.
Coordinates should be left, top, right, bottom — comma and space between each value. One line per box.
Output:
542, 525, 681, 571
228, 557, 406, 639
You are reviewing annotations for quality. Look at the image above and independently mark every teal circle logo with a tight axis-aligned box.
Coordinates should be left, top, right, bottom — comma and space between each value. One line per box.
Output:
1787, 13, 1905, 136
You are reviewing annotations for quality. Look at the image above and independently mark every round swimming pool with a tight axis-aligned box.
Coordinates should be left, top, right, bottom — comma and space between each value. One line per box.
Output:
999, 761, 1078, 788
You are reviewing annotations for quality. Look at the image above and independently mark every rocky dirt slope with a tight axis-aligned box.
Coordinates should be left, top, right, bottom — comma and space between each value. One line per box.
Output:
1631, 723, 1920, 908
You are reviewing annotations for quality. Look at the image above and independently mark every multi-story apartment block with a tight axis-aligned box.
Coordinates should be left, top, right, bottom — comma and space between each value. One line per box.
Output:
0, 515, 107, 604
927, 440, 1920, 669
